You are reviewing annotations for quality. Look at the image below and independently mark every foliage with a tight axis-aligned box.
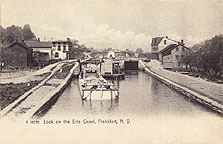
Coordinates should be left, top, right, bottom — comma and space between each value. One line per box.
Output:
181, 34, 223, 78
0, 24, 36, 44
135, 48, 144, 54
69, 40, 99, 59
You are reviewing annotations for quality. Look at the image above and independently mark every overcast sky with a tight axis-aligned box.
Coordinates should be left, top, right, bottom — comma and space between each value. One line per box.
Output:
1, 0, 222, 51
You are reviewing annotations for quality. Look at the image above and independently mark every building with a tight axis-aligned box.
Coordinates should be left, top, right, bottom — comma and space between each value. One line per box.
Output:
107, 49, 126, 59
159, 43, 189, 69
52, 39, 71, 60
25, 40, 52, 65
98, 51, 108, 59
151, 36, 181, 60
2, 41, 33, 68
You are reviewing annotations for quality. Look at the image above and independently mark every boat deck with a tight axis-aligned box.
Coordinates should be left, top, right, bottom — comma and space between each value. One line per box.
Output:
79, 75, 119, 100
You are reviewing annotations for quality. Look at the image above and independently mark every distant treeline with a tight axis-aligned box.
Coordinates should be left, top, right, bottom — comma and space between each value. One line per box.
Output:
0, 24, 36, 45
182, 34, 223, 78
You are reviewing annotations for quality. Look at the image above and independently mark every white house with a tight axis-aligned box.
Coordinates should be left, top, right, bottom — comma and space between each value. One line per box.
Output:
151, 36, 182, 60
107, 49, 126, 59
52, 40, 71, 60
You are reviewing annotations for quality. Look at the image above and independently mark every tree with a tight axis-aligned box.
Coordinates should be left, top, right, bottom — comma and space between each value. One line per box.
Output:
181, 34, 223, 78
181, 50, 192, 70
22, 24, 36, 41
204, 34, 223, 77
0, 24, 36, 44
4, 25, 23, 43
135, 48, 143, 54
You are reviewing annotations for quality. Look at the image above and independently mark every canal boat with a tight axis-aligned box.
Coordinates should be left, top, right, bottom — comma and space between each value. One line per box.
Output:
79, 74, 119, 100
100, 59, 125, 80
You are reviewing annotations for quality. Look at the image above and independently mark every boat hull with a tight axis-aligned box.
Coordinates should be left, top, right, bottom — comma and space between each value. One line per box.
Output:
80, 90, 119, 100
78, 77, 119, 100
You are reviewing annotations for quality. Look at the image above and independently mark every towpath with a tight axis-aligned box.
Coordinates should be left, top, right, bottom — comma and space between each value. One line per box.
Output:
144, 60, 223, 105
0, 62, 61, 84
1, 60, 78, 121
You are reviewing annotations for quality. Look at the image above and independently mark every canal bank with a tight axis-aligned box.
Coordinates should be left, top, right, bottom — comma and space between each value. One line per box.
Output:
2, 70, 221, 144
0, 60, 79, 120
42, 71, 217, 119
139, 60, 223, 115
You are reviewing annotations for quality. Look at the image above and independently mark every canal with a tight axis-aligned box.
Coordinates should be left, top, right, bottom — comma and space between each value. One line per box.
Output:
41, 71, 218, 119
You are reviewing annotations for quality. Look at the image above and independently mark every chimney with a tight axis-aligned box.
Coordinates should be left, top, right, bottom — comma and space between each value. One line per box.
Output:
38, 38, 40, 42
166, 36, 168, 39
181, 40, 184, 44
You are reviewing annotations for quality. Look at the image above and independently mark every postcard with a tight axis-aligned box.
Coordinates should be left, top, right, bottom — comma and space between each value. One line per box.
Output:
0, 0, 222, 143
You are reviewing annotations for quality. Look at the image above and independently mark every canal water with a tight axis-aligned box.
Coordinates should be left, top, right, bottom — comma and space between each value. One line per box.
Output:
41, 71, 218, 119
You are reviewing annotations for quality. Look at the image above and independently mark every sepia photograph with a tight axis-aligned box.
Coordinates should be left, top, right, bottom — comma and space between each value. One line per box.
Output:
0, 0, 222, 143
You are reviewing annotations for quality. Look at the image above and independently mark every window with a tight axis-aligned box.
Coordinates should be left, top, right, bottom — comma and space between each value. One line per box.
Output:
55, 52, 59, 58
164, 40, 167, 45
63, 45, 66, 51
53, 44, 56, 47
178, 62, 181, 66
176, 55, 179, 60
58, 45, 61, 51
176, 47, 179, 51
152, 47, 158, 51
182, 47, 185, 51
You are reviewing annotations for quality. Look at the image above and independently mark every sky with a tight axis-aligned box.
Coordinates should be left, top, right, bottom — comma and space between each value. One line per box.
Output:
1, 0, 222, 52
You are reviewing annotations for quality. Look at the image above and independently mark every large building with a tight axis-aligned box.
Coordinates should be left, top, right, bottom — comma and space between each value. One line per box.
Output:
159, 43, 189, 69
52, 39, 71, 60
151, 36, 181, 60
25, 40, 52, 65
2, 41, 33, 68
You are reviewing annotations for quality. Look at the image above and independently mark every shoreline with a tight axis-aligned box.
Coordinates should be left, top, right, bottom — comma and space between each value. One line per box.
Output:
0, 60, 78, 120
139, 60, 223, 115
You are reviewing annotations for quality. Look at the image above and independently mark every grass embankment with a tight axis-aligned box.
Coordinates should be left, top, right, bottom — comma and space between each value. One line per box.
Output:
52, 63, 74, 79
0, 72, 50, 110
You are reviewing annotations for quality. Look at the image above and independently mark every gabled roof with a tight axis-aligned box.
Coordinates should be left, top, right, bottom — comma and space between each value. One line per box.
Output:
159, 44, 178, 54
159, 43, 190, 54
8, 41, 32, 51
151, 37, 164, 46
25, 41, 52, 48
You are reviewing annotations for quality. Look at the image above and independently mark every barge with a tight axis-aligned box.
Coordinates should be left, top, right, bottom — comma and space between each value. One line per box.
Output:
79, 74, 119, 100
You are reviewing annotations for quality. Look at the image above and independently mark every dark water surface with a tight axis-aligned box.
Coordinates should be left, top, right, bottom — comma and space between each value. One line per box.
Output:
42, 71, 217, 119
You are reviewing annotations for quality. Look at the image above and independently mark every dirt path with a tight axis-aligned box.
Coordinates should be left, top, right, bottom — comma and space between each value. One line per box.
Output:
0, 62, 60, 84
145, 60, 223, 104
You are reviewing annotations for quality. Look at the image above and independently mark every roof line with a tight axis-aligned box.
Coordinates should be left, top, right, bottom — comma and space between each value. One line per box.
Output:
8, 42, 31, 50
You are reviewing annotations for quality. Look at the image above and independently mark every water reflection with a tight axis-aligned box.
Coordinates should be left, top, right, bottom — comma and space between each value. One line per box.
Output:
81, 99, 119, 115
43, 71, 218, 119
151, 76, 159, 95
